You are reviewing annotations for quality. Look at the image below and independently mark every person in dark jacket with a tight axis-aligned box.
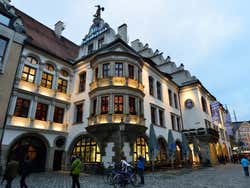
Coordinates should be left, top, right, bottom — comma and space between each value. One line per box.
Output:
1, 160, 19, 188
137, 155, 145, 185
19, 156, 32, 188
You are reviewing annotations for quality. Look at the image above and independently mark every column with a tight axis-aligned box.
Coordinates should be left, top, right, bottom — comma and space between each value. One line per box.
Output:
15, 56, 26, 84
48, 102, 55, 130
53, 69, 59, 90
29, 96, 38, 128
36, 62, 45, 90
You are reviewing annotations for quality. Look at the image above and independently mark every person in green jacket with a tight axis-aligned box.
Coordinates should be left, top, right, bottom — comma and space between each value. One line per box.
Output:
71, 155, 82, 188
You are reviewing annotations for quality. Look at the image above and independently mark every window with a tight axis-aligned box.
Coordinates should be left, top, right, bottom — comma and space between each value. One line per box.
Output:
129, 97, 136, 115
171, 114, 176, 130
53, 106, 64, 123
114, 96, 123, 114
26, 56, 38, 65
149, 76, 154, 96
133, 137, 149, 161
45, 64, 54, 72
21, 65, 36, 83
95, 67, 98, 80
72, 136, 101, 163
168, 89, 173, 106
57, 78, 68, 93
139, 100, 143, 116
115, 63, 123, 77
151, 106, 156, 124
60, 70, 69, 77
101, 96, 109, 114
0, 37, 8, 64
14, 98, 30, 118
88, 43, 94, 54
156, 138, 167, 161
75, 103, 83, 123
35, 103, 48, 121
79, 72, 86, 92
128, 64, 134, 79
177, 116, 181, 131
159, 109, 164, 127
156, 81, 162, 100
174, 93, 178, 109
41, 72, 53, 89
98, 38, 104, 48
102, 63, 110, 78
201, 96, 208, 113
92, 99, 97, 115
0, 13, 10, 26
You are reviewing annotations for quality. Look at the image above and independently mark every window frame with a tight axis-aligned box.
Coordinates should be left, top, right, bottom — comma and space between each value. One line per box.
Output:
128, 64, 134, 79
168, 89, 173, 106
102, 63, 110, 78
53, 106, 65, 124
0, 13, 10, 26
57, 77, 68, 93
75, 103, 83, 123
14, 98, 30, 118
150, 106, 157, 125
156, 81, 162, 100
35, 103, 48, 121
0, 36, 8, 67
115, 62, 123, 77
21, 65, 36, 83
114, 96, 123, 114
79, 72, 86, 93
101, 96, 109, 114
129, 96, 136, 115
41, 72, 53, 89
149, 76, 154, 96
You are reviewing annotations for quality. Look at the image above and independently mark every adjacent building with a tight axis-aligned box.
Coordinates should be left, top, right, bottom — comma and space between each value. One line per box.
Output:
0, 2, 231, 172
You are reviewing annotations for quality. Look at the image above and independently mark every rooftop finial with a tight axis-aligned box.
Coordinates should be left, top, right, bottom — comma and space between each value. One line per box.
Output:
94, 5, 104, 19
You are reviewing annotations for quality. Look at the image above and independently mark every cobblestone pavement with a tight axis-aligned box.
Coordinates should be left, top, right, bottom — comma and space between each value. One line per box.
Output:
1, 164, 249, 188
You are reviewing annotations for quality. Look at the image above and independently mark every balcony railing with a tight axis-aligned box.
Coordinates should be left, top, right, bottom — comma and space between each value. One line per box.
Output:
90, 77, 144, 92
88, 114, 145, 126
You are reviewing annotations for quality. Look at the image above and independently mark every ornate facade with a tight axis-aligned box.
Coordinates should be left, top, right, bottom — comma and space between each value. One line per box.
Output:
0, 2, 231, 172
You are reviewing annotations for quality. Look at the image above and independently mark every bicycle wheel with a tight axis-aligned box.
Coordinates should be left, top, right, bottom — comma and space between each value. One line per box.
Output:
113, 174, 125, 188
130, 173, 139, 187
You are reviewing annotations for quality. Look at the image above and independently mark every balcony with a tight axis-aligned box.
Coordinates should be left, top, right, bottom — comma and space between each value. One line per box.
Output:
88, 114, 145, 126
90, 77, 144, 92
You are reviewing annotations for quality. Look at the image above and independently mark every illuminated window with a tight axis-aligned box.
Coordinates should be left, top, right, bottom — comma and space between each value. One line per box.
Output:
41, 72, 53, 89
57, 78, 67, 93
53, 106, 64, 123
102, 63, 110, 78
14, 98, 30, 118
21, 65, 36, 83
0, 37, 8, 64
133, 137, 149, 161
26, 56, 38, 65
128, 64, 134, 79
72, 136, 101, 163
149, 76, 154, 96
129, 97, 136, 115
35, 103, 48, 121
79, 72, 86, 92
45, 64, 54, 72
114, 96, 123, 114
75, 103, 83, 123
156, 138, 167, 161
0, 13, 10, 26
156, 81, 162, 100
101, 96, 109, 114
115, 63, 123, 77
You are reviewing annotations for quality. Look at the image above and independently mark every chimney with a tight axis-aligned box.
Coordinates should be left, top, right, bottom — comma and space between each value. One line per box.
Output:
54, 21, 65, 38
117, 24, 128, 43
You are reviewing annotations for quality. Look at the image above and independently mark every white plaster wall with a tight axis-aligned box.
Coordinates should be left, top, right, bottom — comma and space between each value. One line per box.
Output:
123, 142, 132, 163
102, 142, 115, 168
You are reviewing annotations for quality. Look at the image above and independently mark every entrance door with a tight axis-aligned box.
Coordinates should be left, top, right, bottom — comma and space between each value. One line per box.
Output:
53, 150, 63, 171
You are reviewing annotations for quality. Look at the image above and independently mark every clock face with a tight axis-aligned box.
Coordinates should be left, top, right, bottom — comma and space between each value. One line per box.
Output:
185, 99, 194, 109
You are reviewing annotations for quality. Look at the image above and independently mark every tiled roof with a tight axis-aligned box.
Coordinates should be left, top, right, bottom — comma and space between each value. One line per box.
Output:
15, 8, 80, 62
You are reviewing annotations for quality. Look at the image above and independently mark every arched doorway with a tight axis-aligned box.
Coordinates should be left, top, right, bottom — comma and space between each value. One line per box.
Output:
133, 136, 149, 162
222, 143, 229, 162
156, 138, 167, 166
8, 135, 47, 172
71, 135, 101, 164
175, 140, 182, 167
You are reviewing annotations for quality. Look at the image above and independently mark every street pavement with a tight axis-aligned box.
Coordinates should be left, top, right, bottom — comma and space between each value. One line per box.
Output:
1, 164, 249, 188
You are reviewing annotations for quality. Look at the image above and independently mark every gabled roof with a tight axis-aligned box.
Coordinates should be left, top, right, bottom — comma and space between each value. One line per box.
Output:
15, 8, 80, 63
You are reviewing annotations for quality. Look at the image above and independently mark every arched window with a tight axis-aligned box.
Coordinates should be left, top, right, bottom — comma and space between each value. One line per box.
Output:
133, 137, 149, 161
72, 136, 101, 163
27, 56, 38, 65
41, 64, 55, 89
201, 96, 207, 113
60, 69, 69, 77
45, 63, 55, 72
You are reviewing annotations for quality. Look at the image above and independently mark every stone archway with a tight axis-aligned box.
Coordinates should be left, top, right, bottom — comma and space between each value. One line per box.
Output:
8, 133, 48, 172
175, 140, 182, 167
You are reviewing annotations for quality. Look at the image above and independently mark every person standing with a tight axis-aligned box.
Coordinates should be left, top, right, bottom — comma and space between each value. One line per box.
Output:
137, 155, 145, 185
240, 155, 249, 176
71, 155, 82, 188
19, 155, 32, 188
1, 159, 19, 188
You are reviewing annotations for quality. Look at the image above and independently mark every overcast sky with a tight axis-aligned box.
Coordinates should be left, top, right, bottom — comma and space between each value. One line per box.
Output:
11, 0, 250, 121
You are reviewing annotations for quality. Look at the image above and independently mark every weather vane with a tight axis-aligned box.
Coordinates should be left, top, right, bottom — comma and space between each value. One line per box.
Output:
93, 5, 104, 19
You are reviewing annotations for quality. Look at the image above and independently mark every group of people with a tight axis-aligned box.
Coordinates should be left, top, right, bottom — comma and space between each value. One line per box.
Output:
1, 156, 32, 188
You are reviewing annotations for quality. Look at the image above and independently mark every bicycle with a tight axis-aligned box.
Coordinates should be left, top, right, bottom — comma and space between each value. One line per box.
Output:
113, 166, 139, 188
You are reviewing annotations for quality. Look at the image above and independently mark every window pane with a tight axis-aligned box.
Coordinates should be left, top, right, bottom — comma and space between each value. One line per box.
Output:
0, 14, 10, 26
14, 98, 30, 118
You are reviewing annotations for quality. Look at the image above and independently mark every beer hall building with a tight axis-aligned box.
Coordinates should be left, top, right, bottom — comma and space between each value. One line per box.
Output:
0, 1, 231, 171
